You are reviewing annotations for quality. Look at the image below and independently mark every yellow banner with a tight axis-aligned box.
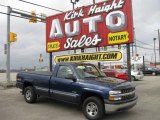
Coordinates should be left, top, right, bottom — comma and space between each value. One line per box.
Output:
108, 31, 129, 44
54, 51, 122, 63
47, 42, 60, 51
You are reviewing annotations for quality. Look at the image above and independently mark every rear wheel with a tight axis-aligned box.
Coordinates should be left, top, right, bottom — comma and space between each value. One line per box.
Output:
24, 86, 37, 103
82, 97, 104, 120
152, 72, 156, 76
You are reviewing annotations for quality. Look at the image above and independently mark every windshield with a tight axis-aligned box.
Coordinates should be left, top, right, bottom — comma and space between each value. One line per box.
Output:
75, 64, 106, 79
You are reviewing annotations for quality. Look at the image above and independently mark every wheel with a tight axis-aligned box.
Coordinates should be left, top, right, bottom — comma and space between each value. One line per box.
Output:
152, 72, 156, 76
82, 97, 104, 120
131, 76, 136, 81
24, 86, 37, 103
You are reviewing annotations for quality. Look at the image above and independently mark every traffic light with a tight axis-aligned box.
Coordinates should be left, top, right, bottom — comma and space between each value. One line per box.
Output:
29, 11, 37, 23
9, 32, 17, 42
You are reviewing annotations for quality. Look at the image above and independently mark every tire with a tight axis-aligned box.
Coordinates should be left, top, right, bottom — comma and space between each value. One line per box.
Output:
131, 76, 136, 81
152, 72, 156, 76
82, 97, 104, 120
24, 86, 37, 103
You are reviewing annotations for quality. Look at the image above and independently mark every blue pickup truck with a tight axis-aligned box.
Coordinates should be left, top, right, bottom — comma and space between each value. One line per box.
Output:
16, 62, 137, 120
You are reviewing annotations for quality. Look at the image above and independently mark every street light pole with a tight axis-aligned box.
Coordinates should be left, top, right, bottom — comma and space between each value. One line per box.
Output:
153, 38, 156, 67
6, 6, 11, 82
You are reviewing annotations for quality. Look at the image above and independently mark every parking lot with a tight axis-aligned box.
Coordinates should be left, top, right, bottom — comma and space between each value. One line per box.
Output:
0, 75, 160, 120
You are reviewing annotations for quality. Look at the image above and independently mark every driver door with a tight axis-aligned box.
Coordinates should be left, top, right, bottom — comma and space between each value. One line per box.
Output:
50, 65, 80, 103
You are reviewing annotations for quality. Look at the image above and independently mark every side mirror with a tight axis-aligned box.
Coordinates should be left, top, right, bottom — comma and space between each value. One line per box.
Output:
65, 74, 77, 82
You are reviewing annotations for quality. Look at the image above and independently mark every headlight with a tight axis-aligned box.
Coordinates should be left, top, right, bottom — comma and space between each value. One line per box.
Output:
109, 90, 121, 95
109, 90, 122, 101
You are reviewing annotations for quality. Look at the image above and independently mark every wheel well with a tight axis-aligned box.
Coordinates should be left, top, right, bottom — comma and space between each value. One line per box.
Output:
81, 92, 104, 105
23, 82, 33, 93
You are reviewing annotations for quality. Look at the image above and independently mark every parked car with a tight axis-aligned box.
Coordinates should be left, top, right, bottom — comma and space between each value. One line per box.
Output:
143, 67, 160, 76
16, 62, 137, 120
102, 69, 128, 80
131, 70, 144, 81
103, 69, 144, 81
120, 69, 144, 81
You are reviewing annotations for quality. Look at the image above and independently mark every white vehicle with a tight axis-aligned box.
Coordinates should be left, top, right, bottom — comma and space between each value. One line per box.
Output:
131, 70, 144, 81
120, 69, 144, 81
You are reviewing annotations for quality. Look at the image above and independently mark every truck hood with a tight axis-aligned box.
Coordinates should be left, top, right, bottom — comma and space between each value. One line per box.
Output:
80, 77, 129, 88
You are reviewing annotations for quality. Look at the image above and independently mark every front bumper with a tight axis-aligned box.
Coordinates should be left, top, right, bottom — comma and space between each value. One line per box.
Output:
104, 96, 138, 113
135, 75, 144, 80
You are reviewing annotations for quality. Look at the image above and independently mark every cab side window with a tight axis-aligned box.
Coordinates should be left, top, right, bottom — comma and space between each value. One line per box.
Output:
57, 66, 73, 79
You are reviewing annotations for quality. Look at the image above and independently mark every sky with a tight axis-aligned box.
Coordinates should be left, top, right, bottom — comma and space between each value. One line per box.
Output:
0, 0, 160, 69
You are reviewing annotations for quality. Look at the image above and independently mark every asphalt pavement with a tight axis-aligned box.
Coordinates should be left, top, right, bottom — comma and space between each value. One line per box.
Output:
0, 75, 160, 120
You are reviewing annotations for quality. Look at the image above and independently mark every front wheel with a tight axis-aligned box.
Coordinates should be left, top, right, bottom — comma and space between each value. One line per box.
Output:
82, 97, 104, 120
152, 72, 156, 76
24, 86, 37, 103
131, 76, 136, 81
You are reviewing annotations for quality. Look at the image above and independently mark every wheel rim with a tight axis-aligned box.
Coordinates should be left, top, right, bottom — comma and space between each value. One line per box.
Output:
86, 102, 98, 117
152, 72, 156, 76
26, 90, 32, 101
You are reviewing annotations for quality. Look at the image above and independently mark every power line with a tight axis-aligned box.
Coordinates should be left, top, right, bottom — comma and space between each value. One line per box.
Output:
0, 4, 7, 7
136, 45, 159, 51
18, 0, 63, 13
0, 11, 44, 23
12, 8, 32, 14
0, 3, 44, 16
136, 40, 154, 47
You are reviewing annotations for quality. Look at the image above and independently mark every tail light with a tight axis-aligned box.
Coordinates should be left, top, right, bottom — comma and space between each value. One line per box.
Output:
16, 75, 22, 81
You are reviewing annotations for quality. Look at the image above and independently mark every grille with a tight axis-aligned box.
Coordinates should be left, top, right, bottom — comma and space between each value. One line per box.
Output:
121, 87, 135, 94
121, 93, 135, 100
120, 87, 135, 100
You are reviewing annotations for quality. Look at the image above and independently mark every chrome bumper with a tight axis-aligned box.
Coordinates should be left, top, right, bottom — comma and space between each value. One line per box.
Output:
104, 99, 137, 113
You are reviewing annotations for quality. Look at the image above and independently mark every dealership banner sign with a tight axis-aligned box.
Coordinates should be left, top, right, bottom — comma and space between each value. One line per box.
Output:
54, 51, 122, 63
46, 0, 133, 52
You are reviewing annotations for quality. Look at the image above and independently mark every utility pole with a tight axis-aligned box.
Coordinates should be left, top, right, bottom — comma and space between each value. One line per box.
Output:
6, 6, 11, 82
132, 43, 134, 57
143, 56, 145, 71
158, 29, 160, 63
127, 44, 131, 82
153, 38, 156, 67
134, 28, 137, 55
